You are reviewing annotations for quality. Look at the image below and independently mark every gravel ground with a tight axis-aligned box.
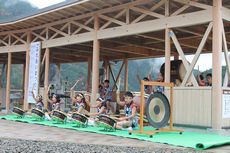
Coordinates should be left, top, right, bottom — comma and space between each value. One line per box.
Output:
0, 138, 206, 153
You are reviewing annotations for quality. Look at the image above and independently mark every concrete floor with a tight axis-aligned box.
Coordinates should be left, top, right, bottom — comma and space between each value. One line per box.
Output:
0, 119, 230, 152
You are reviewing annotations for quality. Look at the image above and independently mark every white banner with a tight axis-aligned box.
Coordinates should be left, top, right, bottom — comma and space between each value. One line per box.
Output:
222, 90, 230, 118
27, 42, 41, 104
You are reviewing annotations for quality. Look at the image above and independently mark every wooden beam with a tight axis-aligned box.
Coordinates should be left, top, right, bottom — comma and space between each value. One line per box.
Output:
72, 17, 94, 35
100, 9, 126, 30
50, 22, 70, 39
181, 22, 213, 86
0, 44, 27, 53
130, 6, 165, 19
112, 60, 125, 90
42, 32, 94, 48
132, 0, 167, 23
105, 39, 164, 52
12, 32, 27, 45
124, 58, 128, 91
126, 8, 130, 25
1, 9, 212, 55
98, 10, 212, 40
79, 42, 148, 56
137, 34, 201, 50
173, 0, 212, 10
109, 63, 117, 89
170, 30, 198, 86
99, 14, 126, 26
222, 22, 230, 87
222, 7, 230, 21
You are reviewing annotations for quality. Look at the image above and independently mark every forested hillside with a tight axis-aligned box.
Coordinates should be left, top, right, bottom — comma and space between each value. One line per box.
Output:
0, 0, 38, 21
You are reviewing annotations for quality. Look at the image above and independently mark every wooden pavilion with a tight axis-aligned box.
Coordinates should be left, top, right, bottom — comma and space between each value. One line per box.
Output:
0, 0, 230, 129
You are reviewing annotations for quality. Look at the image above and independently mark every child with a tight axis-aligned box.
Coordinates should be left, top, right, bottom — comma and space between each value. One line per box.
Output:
206, 73, 212, 86
31, 88, 44, 111
72, 92, 88, 114
87, 97, 107, 126
89, 97, 107, 116
142, 77, 153, 94
154, 72, 164, 93
47, 85, 61, 111
101, 80, 113, 114
48, 94, 61, 111
198, 74, 205, 86
136, 73, 153, 94
116, 91, 138, 130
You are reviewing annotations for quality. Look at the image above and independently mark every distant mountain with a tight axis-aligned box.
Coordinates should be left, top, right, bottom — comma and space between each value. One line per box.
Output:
0, 61, 228, 91
0, 0, 38, 21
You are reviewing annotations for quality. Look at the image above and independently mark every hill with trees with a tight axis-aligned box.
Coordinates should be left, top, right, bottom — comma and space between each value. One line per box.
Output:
0, 0, 38, 21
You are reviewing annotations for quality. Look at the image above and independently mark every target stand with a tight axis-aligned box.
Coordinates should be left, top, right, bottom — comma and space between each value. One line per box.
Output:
129, 81, 183, 138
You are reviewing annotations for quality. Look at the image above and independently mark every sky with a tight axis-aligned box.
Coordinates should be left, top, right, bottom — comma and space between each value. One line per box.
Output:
26, 0, 65, 9
186, 53, 226, 72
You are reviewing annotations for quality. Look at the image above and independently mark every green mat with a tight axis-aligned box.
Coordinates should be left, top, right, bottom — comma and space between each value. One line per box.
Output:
1, 115, 230, 150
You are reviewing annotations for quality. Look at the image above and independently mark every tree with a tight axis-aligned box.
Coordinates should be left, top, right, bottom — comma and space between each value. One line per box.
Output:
0, 0, 38, 21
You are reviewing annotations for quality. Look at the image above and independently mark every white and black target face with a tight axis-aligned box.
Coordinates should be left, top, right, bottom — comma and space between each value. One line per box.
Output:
145, 92, 170, 129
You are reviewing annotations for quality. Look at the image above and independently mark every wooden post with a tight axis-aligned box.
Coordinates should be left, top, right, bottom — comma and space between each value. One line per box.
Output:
124, 58, 129, 91
44, 48, 50, 109
212, 0, 222, 129
91, 15, 100, 113
6, 52, 12, 113
23, 32, 31, 110
22, 64, 25, 103
169, 83, 173, 129
87, 57, 92, 92
165, 28, 171, 83
22, 63, 25, 88
105, 60, 110, 80
140, 80, 144, 133
165, 0, 171, 83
